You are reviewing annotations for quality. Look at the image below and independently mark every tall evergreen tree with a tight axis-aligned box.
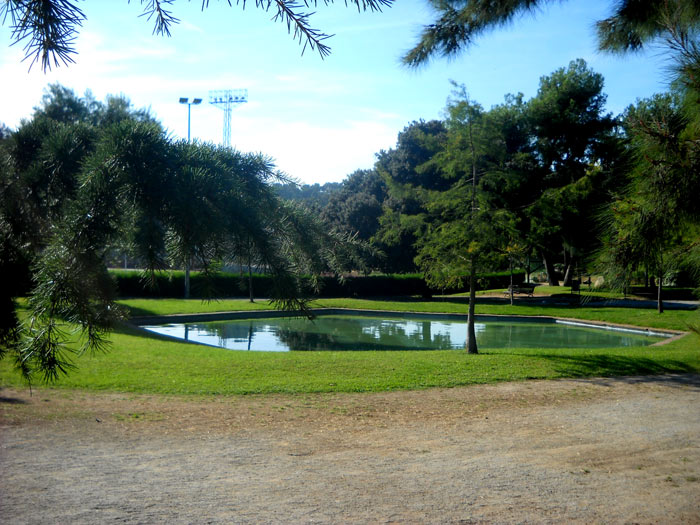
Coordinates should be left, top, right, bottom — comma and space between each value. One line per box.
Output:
602, 93, 700, 312
525, 59, 617, 285
321, 169, 387, 242
374, 120, 449, 273
415, 87, 524, 352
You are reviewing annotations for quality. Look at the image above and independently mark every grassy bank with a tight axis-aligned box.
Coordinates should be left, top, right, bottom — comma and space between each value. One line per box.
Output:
123, 296, 698, 332
1, 297, 698, 395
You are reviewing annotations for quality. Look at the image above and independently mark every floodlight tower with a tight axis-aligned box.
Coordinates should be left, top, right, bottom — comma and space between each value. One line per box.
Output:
179, 97, 202, 141
208, 89, 248, 148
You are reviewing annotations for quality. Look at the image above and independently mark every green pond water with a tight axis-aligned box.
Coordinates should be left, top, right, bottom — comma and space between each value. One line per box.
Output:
141, 314, 667, 351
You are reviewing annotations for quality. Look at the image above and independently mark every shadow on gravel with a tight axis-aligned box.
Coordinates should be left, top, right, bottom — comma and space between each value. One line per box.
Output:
0, 393, 29, 405
576, 373, 700, 390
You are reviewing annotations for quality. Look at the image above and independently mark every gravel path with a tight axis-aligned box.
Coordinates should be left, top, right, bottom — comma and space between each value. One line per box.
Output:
2, 375, 699, 523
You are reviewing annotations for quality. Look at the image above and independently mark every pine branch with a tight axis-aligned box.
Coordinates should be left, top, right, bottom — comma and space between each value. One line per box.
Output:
2, 0, 393, 71
139, 0, 180, 37
2, 0, 86, 71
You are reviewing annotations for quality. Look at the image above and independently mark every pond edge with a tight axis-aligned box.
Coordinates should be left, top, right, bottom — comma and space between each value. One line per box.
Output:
129, 308, 685, 346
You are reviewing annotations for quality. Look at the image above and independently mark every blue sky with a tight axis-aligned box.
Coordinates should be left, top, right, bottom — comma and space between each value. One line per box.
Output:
1, 0, 669, 184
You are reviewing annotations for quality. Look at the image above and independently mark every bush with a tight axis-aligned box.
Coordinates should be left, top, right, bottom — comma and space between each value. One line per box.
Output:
110, 269, 526, 299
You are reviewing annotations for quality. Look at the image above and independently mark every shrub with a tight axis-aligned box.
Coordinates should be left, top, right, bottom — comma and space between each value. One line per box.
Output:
110, 269, 526, 298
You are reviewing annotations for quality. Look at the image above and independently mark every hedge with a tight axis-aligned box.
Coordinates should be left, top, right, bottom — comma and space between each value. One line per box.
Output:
110, 269, 526, 299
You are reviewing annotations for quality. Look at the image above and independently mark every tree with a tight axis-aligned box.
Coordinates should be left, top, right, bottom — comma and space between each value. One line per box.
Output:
0, 89, 114, 374
474, 93, 537, 300
415, 88, 512, 353
602, 93, 700, 312
0, 86, 367, 383
320, 169, 387, 270
2, 0, 393, 71
595, 2, 700, 310
404, 0, 700, 300
524, 59, 617, 286
8, 118, 171, 381
163, 141, 281, 299
404, 0, 700, 66
374, 120, 449, 273
275, 181, 342, 210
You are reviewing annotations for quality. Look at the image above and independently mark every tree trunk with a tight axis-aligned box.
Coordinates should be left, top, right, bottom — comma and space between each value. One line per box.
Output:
184, 259, 191, 299
657, 274, 664, 314
526, 255, 531, 284
542, 253, 559, 286
248, 261, 254, 303
465, 100, 478, 355
466, 257, 478, 354
562, 253, 575, 287
509, 258, 514, 306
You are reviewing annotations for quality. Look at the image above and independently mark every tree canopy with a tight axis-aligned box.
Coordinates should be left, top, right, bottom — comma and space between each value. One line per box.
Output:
293, 52, 698, 319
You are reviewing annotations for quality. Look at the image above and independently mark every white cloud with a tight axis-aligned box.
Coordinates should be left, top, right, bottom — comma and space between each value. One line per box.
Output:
227, 118, 398, 183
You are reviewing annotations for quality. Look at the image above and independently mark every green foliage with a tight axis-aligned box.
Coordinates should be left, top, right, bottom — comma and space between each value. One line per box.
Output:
596, 0, 700, 53
321, 169, 387, 244
524, 59, 619, 284
404, 1, 699, 66
415, 91, 505, 288
111, 269, 525, 299
595, 4, 700, 310
274, 181, 342, 209
374, 120, 450, 272
1, 85, 369, 383
401, 1, 700, 296
600, 90, 700, 310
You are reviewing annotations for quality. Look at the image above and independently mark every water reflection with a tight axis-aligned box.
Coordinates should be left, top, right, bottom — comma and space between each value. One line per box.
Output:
143, 314, 663, 352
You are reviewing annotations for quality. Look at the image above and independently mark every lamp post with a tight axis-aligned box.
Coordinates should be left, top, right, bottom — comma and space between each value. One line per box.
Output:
177, 97, 202, 299
179, 97, 202, 141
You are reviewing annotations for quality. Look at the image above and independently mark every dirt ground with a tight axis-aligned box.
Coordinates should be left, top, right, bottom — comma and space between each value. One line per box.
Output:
1, 375, 699, 524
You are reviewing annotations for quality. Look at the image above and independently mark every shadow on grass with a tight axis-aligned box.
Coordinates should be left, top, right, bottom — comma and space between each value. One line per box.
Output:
436, 295, 699, 310
485, 350, 698, 382
113, 322, 181, 343
339, 295, 590, 309
121, 305, 154, 317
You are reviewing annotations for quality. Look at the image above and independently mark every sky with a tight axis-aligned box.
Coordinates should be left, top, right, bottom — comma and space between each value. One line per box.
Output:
1, 0, 670, 185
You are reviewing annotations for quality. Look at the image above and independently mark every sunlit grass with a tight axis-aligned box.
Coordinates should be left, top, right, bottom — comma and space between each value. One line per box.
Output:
118, 296, 698, 332
0, 320, 697, 395
1, 295, 697, 395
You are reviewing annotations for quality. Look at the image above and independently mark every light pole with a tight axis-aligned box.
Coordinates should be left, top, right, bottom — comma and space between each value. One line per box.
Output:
177, 97, 202, 299
179, 97, 202, 141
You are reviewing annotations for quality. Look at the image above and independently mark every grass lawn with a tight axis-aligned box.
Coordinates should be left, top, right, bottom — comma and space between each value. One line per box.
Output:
123, 296, 698, 332
1, 296, 698, 395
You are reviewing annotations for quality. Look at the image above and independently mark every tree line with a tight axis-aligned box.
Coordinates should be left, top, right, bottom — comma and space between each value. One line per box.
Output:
282, 58, 699, 313
273, 0, 700, 352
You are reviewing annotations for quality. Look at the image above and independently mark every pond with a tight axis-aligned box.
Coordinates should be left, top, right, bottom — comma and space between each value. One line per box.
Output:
140, 313, 668, 351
